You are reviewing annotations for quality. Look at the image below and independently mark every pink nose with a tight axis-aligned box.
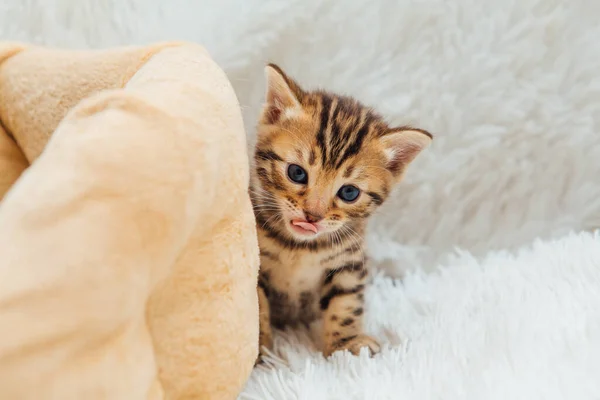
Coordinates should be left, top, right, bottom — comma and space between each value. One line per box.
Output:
304, 211, 324, 223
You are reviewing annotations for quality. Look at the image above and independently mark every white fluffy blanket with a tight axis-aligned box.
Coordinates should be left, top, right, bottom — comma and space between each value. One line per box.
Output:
246, 232, 600, 399
2, 0, 600, 398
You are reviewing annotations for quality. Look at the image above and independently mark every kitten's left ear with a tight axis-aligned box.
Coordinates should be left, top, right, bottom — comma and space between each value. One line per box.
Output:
380, 127, 433, 174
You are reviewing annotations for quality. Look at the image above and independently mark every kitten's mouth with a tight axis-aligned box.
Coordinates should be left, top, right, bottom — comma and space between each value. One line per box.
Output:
290, 219, 319, 236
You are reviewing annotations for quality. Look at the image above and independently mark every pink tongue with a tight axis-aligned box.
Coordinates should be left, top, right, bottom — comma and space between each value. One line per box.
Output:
292, 219, 318, 234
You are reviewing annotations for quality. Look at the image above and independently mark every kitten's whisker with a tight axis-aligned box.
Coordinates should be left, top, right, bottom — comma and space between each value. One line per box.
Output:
252, 202, 279, 207
252, 202, 280, 209
261, 212, 282, 229
252, 205, 280, 210
341, 226, 367, 266
251, 197, 279, 204
323, 226, 358, 283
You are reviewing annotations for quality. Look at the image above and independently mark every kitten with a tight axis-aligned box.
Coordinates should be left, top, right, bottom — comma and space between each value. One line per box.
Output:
251, 64, 432, 361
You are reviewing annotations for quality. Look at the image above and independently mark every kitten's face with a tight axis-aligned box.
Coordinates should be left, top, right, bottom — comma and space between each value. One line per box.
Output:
252, 64, 432, 243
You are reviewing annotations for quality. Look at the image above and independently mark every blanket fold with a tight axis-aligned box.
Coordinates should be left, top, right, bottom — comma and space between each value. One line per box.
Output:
0, 41, 259, 400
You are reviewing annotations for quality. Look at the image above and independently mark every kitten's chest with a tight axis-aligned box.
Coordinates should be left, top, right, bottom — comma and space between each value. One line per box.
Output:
261, 250, 327, 327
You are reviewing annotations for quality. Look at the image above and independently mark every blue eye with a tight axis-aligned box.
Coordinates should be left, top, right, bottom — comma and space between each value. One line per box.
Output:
287, 164, 308, 184
337, 185, 360, 202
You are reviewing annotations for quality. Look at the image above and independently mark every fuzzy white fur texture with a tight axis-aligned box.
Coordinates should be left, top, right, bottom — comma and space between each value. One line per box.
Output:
2, 0, 600, 398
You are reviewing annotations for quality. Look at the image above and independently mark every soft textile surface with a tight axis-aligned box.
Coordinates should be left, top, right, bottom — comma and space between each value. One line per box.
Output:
1, 0, 600, 398
246, 232, 600, 399
0, 42, 258, 399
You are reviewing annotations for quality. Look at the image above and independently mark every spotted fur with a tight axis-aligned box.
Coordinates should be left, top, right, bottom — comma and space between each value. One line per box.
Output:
251, 64, 432, 362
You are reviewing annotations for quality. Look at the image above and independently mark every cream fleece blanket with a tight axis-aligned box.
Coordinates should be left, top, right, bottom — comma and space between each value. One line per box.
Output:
0, 42, 259, 400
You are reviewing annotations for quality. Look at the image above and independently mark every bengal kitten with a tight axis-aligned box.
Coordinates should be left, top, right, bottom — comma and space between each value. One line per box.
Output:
251, 64, 432, 361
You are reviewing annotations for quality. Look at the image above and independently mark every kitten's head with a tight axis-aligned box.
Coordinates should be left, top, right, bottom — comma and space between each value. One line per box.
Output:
252, 64, 432, 243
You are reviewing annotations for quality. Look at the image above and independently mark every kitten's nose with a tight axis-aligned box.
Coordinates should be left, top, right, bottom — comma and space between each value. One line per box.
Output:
304, 211, 324, 223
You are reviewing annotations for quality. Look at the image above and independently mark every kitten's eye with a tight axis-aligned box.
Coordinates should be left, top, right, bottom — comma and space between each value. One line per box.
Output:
337, 185, 360, 202
287, 164, 308, 184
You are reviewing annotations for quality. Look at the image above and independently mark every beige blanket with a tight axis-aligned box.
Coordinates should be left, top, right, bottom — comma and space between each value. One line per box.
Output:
0, 42, 259, 400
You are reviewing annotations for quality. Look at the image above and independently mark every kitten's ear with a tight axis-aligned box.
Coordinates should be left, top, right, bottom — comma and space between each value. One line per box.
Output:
380, 127, 432, 174
263, 63, 304, 124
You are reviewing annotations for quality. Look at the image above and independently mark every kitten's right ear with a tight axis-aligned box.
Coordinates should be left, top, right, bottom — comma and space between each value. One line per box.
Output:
263, 64, 303, 124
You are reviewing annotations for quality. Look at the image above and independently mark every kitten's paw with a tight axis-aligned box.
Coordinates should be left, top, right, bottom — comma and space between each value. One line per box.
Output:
254, 355, 264, 366
326, 334, 381, 357
255, 337, 273, 366
254, 347, 269, 366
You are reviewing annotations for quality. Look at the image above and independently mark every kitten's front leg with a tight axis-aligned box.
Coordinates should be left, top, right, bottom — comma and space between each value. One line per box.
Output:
256, 282, 273, 364
320, 264, 380, 357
